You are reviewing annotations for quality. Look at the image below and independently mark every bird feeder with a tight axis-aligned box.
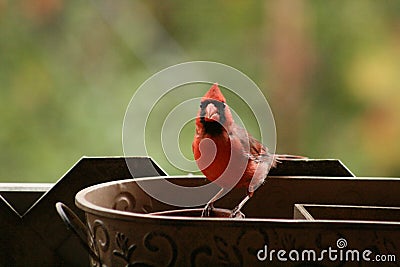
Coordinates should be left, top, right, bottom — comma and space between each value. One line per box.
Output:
53, 158, 400, 266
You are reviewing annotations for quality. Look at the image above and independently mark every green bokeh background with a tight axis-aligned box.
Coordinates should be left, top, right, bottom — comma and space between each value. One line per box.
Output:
1, 1, 400, 182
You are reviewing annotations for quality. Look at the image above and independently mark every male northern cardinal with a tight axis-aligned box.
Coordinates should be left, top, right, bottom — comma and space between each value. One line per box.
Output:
193, 83, 302, 217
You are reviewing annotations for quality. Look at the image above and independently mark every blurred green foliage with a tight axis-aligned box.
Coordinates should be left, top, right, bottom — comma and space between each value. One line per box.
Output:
1, 0, 400, 182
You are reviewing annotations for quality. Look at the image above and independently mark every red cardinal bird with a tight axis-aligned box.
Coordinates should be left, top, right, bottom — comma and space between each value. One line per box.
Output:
193, 83, 302, 217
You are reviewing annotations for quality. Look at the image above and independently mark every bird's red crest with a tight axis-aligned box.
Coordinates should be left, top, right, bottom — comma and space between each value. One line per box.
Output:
202, 83, 226, 103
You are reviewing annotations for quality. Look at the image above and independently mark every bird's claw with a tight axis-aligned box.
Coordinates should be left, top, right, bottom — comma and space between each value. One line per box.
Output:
201, 203, 213, 217
230, 206, 245, 218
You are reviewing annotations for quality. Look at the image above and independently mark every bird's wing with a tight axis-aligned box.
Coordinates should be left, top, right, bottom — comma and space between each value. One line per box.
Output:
232, 124, 276, 194
231, 125, 271, 161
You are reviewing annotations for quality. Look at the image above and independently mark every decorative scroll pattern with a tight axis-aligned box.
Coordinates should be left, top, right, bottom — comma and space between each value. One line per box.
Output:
112, 192, 137, 212
111, 188, 153, 214
190, 229, 269, 267
113, 233, 137, 266
85, 217, 400, 267
88, 217, 178, 267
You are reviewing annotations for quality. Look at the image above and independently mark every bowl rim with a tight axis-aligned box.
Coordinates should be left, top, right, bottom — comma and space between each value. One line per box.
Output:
75, 175, 251, 222
75, 176, 400, 227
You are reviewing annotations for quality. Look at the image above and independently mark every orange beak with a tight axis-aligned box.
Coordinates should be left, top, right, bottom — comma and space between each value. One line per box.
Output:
204, 103, 220, 122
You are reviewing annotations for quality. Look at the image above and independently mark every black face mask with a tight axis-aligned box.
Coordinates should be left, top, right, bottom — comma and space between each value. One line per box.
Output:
199, 100, 226, 136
